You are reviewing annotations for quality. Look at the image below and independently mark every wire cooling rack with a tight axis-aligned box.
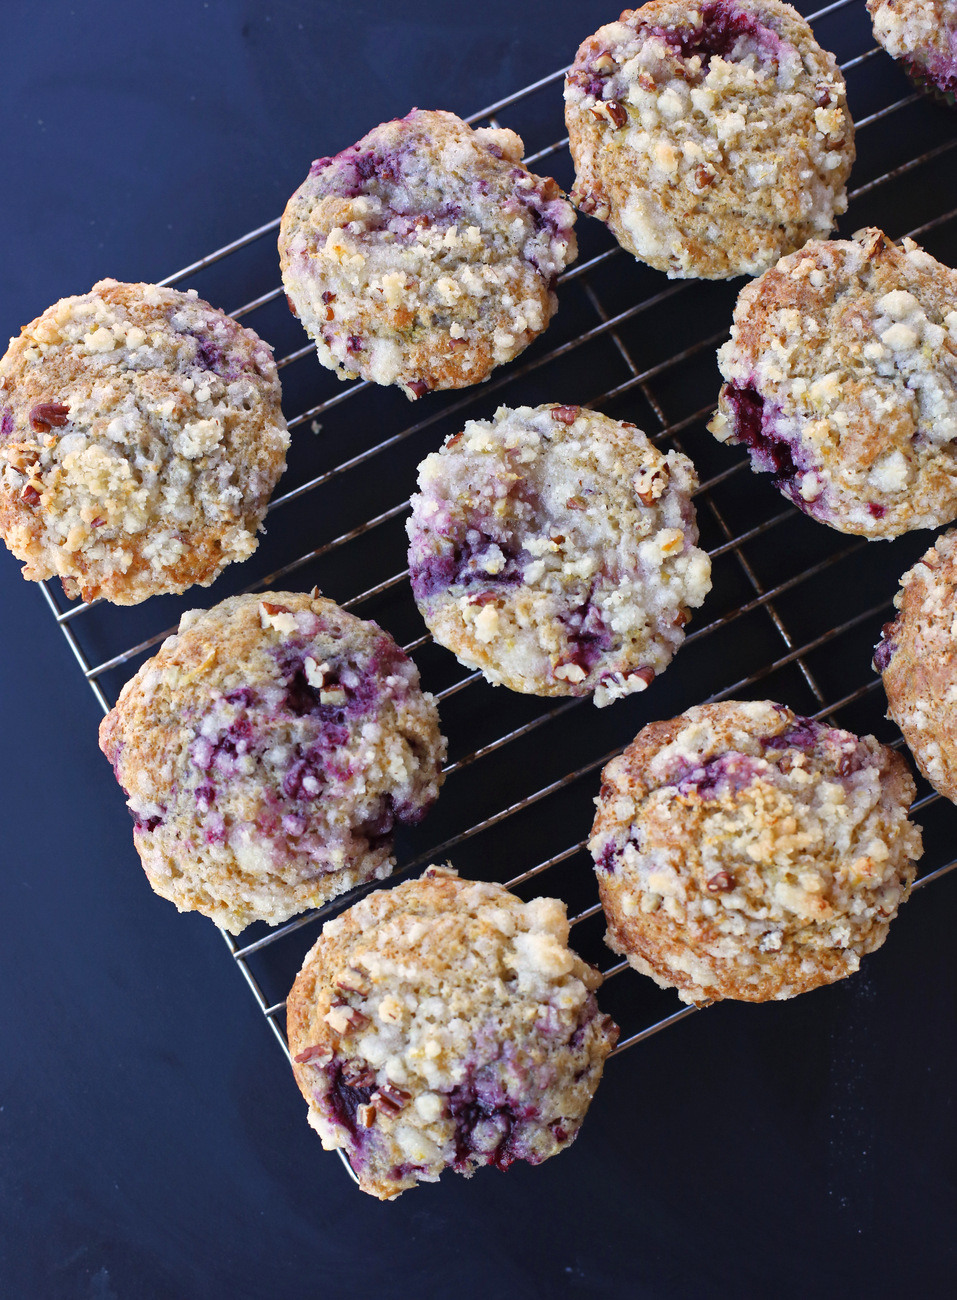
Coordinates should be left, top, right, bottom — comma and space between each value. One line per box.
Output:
35, 0, 957, 1181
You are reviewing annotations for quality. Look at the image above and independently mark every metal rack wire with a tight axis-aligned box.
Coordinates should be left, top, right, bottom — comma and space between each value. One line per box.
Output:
36, 0, 957, 1183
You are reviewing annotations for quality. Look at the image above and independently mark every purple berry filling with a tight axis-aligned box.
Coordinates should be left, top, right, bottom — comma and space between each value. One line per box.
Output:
191, 716, 254, 775
446, 1073, 541, 1172
644, 1, 784, 67
192, 336, 225, 373
595, 840, 618, 874
410, 529, 525, 602
873, 623, 898, 673
763, 715, 824, 753
195, 783, 216, 812
224, 687, 255, 708
560, 600, 612, 674
906, 44, 957, 99
724, 383, 798, 478
131, 809, 164, 833
673, 752, 765, 798
763, 716, 868, 776
0, 407, 13, 439
183, 634, 430, 849
722, 381, 824, 516
325, 1061, 377, 1145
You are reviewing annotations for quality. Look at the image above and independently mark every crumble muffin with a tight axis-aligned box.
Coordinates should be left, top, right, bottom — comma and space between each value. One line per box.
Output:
287, 865, 619, 1198
564, 0, 854, 279
868, 0, 957, 105
406, 403, 712, 706
710, 229, 957, 537
279, 109, 577, 399
98, 591, 445, 933
0, 279, 289, 603
590, 701, 921, 1003
875, 528, 957, 803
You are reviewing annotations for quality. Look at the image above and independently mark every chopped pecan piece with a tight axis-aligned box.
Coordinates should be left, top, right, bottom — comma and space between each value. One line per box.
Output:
589, 99, 627, 129
356, 1103, 376, 1129
706, 872, 734, 893
551, 405, 580, 425
405, 378, 431, 399
341, 1063, 377, 1088
29, 402, 70, 433
20, 483, 41, 506
372, 1084, 412, 1117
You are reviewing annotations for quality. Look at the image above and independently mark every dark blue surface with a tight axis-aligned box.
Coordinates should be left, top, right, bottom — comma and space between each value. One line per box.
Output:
1, 3, 956, 1297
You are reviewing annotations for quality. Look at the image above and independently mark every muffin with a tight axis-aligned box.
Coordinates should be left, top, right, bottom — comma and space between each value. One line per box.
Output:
287, 865, 619, 1199
279, 109, 577, 399
868, 0, 957, 106
564, 0, 854, 279
875, 528, 957, 803
406, 404, 712, 706
98, 591, 445, 933
0, 279, 289, 604
710, 228, 957, 538
589, 701, 921, 1004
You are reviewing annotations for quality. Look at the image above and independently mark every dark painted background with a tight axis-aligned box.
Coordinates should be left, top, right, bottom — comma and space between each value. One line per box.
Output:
1, 3, 955, 1297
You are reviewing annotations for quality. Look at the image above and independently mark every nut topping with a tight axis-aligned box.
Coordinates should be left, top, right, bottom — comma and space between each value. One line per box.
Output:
28, 402, 70, 433
706, 871, 735, 893
589, 100, 627, 129
551, 405, 580, 425
324, 1004, 372, 1035
341, 1063, 377, 1088
293, 1043, 333, 1066
335, 967, 371, 997
20, 483, 41, 507
372, 1085, 412, 1116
